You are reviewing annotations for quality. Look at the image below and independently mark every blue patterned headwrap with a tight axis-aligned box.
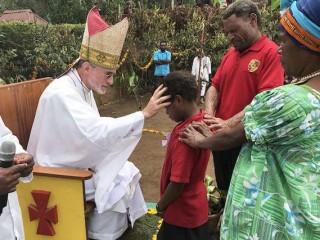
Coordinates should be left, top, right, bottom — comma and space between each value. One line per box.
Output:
280, 0, 294, 13
280, 0, 320, 54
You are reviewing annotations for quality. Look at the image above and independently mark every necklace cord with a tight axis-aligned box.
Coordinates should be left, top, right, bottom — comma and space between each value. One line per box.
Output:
291, 69, 320, 85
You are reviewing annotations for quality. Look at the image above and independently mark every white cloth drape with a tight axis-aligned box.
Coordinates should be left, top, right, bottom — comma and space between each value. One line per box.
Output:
191, 56, 212, 96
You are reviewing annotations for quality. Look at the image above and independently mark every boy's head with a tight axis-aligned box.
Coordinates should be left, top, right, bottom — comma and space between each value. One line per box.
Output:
160, 71, 199, 122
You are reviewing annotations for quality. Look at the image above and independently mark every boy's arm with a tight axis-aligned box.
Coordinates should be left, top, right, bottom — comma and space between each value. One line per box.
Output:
157, 181, 184, 216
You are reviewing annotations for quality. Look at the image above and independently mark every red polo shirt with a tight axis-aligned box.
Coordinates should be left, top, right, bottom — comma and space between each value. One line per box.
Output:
160, 110, 210, 228
212, 34, 284, 120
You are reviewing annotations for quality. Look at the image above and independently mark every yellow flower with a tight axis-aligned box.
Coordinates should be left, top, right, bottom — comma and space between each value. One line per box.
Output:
157, 219, 163, 229
147, 208, 157, 215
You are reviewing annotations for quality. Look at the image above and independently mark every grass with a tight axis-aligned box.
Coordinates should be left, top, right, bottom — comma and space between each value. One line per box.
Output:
119, 211, 161, 240
118, 209, 220, 240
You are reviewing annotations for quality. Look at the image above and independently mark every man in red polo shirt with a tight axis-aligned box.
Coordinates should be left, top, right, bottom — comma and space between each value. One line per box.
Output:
205, 0, 284, 193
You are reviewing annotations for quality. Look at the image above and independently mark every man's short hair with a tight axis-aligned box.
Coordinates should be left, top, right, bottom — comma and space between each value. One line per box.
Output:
161, 71, 198, 102
160, 41, 167, 46
222, 0, 261, 26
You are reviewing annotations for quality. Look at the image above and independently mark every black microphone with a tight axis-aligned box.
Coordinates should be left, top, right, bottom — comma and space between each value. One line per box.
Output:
0, 141, 16, 215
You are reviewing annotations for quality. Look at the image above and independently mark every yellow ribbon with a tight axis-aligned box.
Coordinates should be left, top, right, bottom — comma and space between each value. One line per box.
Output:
143, 128, 167, 136
117, 49, 130, 68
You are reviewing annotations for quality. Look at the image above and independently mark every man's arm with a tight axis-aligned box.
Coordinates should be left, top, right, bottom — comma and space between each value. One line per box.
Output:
180, 122, 247, 151
205, 85, 219, 116
153, 51, 171, 65
154, 60, 164, 65
153, 51, 161, 65
205, 110, 245, 130
157, 181, 184, 216
226, 111, 244, 128
160, 59, 171, 64
154, 60, 170, 65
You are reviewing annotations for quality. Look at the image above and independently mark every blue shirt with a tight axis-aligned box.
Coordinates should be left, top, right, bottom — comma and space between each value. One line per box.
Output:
153, 50, 171, 76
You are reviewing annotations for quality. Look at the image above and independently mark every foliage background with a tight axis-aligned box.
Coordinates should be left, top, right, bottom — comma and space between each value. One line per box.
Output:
0, 1, 279, 92
0, 0, 202, 23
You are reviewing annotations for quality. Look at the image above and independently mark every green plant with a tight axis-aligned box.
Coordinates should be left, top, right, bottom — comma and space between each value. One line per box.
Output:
0, 5, 280, 96
205, 175, 225, 215
118, 212, 161, 240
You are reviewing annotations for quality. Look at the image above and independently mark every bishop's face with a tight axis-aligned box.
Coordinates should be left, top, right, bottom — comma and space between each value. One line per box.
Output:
86, 64, 116, 94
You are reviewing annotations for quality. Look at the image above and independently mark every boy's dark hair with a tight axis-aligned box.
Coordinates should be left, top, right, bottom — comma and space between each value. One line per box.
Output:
161, 71, 198, 103
222, 0, 261, 27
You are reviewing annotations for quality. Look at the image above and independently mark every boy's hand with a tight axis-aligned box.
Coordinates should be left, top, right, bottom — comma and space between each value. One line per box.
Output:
156, 203, 165, 218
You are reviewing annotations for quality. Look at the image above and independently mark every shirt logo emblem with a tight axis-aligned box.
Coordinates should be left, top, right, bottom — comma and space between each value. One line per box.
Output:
248, 59, 260, 72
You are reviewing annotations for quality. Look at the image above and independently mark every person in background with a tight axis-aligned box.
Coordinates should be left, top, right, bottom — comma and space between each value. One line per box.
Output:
0, 116, 34, 240
27, 7, 170, 240
191, 50, 212, 104
204, 0, 284, 193
157, 71, 211, 240
153, 41, 171, 90
195, 0, 203, 8
180, 0, 320, 238
123, 0, 133, 18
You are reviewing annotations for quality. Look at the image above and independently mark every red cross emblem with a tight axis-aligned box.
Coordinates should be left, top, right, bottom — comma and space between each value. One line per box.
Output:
28, 190, 58, 236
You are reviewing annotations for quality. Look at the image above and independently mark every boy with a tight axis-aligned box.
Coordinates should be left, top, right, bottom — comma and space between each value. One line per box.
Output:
157, 71, 211, 240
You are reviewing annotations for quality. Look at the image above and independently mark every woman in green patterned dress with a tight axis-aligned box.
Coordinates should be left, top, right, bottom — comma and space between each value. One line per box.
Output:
180, 0, 320, 238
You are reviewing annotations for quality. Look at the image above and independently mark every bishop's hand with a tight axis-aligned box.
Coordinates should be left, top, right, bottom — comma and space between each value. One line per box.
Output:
142, 84, 171, 119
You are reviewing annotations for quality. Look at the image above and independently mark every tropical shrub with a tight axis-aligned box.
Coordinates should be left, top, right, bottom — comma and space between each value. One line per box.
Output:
0, 22, 83, 83
0, 3, 279, 90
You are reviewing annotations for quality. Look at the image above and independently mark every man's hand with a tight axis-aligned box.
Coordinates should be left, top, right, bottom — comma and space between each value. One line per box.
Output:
203, 114, 228, 131
14, 153, 34, 177
0, 164, 28, 195
179, 125, 207, 149
191, 121, 213, 137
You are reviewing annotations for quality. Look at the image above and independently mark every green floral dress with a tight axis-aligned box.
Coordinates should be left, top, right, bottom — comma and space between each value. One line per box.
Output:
221, 85, 320, 239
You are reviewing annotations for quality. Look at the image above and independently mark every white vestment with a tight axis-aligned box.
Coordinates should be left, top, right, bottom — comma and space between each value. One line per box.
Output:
0, 117, 32, 240
191, 56, 212, 97
27, 69, 147, 240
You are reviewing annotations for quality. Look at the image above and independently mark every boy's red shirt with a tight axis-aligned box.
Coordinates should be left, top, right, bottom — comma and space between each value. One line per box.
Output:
160, 109, 211, 228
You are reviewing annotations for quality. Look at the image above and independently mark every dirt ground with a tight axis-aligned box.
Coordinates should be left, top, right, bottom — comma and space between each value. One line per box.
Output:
99, 93, 215, 203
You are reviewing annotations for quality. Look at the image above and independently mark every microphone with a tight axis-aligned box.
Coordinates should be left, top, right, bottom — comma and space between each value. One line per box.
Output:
0, 141, 16, 215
